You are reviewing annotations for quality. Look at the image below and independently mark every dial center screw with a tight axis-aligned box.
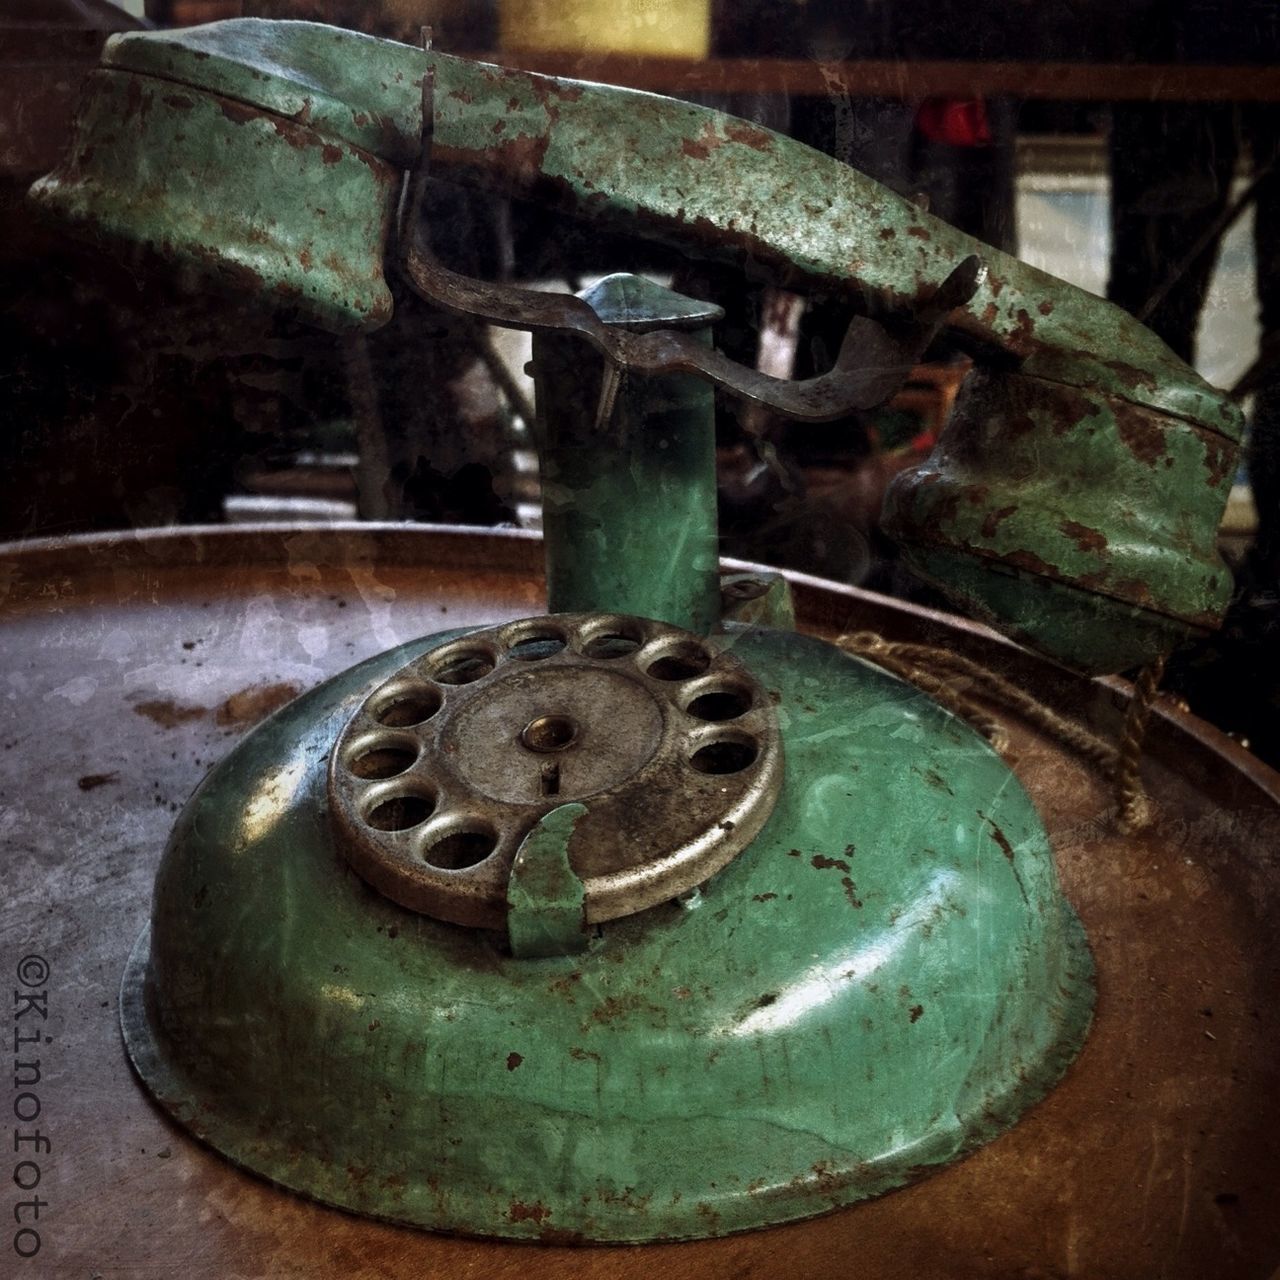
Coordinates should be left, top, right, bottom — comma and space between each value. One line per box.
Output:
520, 714, 579, 753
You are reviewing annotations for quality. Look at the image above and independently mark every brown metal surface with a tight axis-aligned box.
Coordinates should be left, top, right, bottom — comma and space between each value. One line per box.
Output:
1, 523, 1278, 1279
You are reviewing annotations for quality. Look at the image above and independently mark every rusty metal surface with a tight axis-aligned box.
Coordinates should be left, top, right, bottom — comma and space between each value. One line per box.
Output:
403, 225, 983, 422
34, 21, 1239, 428
24, 18, 1241, 670
328, 612, 782, 930
1, 523, 1278, 1278
882, 367, 1239, 673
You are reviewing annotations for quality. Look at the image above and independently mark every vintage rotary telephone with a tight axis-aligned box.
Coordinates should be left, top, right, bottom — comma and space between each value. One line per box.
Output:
31, 19, 1240, 1244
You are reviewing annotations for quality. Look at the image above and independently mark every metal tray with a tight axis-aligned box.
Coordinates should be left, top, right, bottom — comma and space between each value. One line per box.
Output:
2, 523, 1277, 1279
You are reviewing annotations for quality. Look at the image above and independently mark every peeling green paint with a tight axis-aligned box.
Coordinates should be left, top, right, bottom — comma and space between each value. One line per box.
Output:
123, 625, 1093, 1243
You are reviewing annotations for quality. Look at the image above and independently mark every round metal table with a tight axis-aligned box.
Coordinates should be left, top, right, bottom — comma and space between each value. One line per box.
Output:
2, 524, 1277, 1279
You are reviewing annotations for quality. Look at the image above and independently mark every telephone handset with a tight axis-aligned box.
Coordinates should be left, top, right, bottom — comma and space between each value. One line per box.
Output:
32, 18, 1243, 673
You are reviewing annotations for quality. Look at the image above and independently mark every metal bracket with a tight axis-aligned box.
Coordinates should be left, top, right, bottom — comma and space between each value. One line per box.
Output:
398, 67, 985, 425
505, 803, 590, 958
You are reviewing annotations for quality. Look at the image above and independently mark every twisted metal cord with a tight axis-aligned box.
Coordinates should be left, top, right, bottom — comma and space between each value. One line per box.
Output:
1111, 653, 1166, 835
838, 631, 1167, 834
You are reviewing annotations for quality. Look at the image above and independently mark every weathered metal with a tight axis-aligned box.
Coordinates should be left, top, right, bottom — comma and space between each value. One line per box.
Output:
123, 611, 1091, 1242
719, 571, 798, 631
882, 368, 1239, 672
402, 232, 981, 423
3, 524, 1277, 1275
28, 17, 1243, 671
327, 612, 783, 933
31, 62, 400, 332
28, 17, 1233, 431
506, 804, 590, 959
532, 275, 723, 634
45, 19, 1228, 420
13, 12, 1256, 1253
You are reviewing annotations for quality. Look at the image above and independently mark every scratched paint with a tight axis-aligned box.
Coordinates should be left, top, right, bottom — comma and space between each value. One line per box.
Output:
883, 367, 1238, 672
125, 624, 1092, 1242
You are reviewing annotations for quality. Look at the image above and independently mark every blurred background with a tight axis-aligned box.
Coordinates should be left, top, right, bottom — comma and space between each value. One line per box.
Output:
3, 0, 1278, 757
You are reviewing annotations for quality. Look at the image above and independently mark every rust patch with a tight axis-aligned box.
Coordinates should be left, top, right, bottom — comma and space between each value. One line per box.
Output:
215, 681, 301, 727
1060, 520, 1108, 553
1114, 403, 1168, 466
923, 768, 953, 793
569, 1046, 601, 1062
321, 143, 343, 165
478, 130, 552, 180
807, 1161, 842, 1194
1038, 299, 1054, 315
906, 225, 930, 240
1202, 436, 1235, 489
77, 772, 118, 791
506, 1052, 523, 1071
448, 87, 474, 104
269, 115, 320, 152
163, 94, 195, 111
909, 1004, 925, 1022
812, 853, 851, 873
841, 877, 863, 909
981, 505, 1018, 538
1114, 577, 1156, 607
753, 892, 778, 902
134, 699, 206, 729
984, 816, 1016, 862
695, 1201, 722, 1230
879, 227, 896, 240
1003, 548, 1057, 577
1100, 358, 1159, 394
508, 1199, 551, 1224
217, 98, 260, 127
585, 993, 665, 1027
525, 73, 584, 118
680, 121, 723, 160
725, 119, 773, 150
1045, 390, 1104, 438
988, 274, 1005, 297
